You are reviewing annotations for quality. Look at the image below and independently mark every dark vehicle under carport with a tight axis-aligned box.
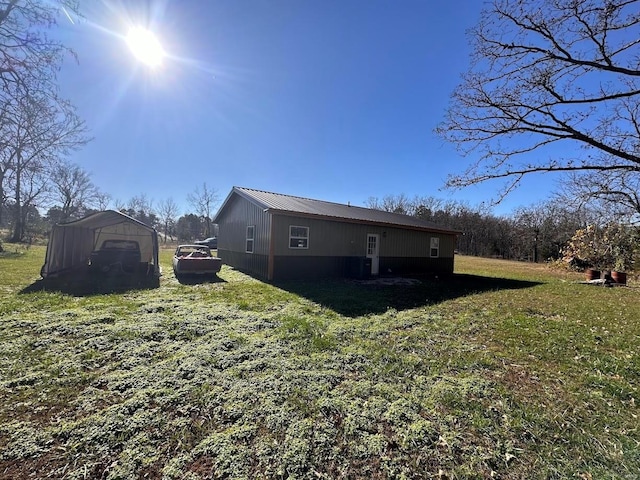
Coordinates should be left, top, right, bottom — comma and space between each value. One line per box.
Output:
41, 210, 160, 279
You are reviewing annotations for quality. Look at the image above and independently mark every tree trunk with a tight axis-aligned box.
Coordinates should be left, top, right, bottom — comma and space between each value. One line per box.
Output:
10, 159, 23, 242
0, 171, 4, 227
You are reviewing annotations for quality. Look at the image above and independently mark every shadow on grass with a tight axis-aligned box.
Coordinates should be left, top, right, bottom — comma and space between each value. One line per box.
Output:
176, 275, 226, 285
20, 272, 160, 296
276, 273, 542, 317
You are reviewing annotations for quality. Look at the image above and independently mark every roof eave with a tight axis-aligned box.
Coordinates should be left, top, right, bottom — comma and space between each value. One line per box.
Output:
266, 209, 462, 235
213, 186, 273, 224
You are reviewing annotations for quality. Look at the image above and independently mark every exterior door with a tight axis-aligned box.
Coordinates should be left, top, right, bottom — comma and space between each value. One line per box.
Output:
366, 234, 380, 275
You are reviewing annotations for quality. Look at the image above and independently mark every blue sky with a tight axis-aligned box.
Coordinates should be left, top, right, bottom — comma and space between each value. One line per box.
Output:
56, 0, 555, 217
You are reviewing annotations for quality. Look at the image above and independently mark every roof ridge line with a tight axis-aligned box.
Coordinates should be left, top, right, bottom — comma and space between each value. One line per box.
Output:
236, 186, 366, 209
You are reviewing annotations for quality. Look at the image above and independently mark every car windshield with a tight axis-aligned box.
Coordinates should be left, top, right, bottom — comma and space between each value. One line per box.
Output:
100, 240, 139, 250
177, 246, 211, 257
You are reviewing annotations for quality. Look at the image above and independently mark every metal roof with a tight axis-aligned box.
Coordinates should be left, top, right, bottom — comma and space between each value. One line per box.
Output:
215, 187, 460, 234
56, 209, 156, 231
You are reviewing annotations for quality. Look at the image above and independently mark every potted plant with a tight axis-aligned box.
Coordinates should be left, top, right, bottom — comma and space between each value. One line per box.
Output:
606, 224, 638, 285
563, 225, 608, 280
612, 270, 627, 285
612, 258, 628, 285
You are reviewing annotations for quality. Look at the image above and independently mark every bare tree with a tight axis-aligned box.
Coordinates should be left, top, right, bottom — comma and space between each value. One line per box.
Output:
114, 198, 126, 211
0, 1, 87, 239
127, 193, 153, 214
14, 158, 50, 239
5, 93, 88, 241
122, 194, 157, 227
95, 191, 111, 211
157, 197, 180, 243
561, 170, 640, 223
0, 1, 79, 97
412, 196, 445, 221
366, 194, 415, 215
437, 0, 640, 207
49, 161, 99, 221
0, 104, 13, 227
187, 183, 219, 238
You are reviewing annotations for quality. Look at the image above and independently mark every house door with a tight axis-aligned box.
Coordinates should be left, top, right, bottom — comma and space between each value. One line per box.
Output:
366, 234, 380, 275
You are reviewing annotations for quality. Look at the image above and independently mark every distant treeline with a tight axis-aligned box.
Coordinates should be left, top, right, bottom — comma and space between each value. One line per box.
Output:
366, 194, 609, 263
0, 189, 626, 266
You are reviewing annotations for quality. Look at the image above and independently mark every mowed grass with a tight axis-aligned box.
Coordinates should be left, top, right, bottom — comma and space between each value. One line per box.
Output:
1, 246, 639, 479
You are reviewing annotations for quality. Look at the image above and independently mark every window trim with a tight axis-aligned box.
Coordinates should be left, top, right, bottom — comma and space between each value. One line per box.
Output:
289, 225, 309, 249
246, 225, 255, 253
430, 237, 440, 258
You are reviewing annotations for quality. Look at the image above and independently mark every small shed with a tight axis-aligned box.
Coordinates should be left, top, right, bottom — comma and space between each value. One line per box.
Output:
41, 210, 160, 278
213, 187, 460, 281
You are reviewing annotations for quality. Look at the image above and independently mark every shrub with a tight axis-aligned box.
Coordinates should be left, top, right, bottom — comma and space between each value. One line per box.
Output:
562, 223, 640, 272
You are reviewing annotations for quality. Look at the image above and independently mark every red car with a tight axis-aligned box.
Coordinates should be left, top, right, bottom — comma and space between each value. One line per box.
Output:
172, 245, 222, 278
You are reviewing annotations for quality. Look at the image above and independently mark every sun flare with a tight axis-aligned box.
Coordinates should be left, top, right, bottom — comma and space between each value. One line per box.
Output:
126, 27, 164, 67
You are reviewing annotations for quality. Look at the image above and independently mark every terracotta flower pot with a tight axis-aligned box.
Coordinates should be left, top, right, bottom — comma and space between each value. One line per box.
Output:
585, 269, 600, 281
612, 271, 627, 285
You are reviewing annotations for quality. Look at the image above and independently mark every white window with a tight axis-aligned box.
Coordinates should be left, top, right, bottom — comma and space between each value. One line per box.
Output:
289, 225, 309, 249
430, 237, 440, 258
367, 235, 377, 255
246, 225, 255, 253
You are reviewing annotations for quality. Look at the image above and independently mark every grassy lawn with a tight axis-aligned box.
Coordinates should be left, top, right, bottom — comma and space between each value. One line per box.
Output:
1, 246, 639, 479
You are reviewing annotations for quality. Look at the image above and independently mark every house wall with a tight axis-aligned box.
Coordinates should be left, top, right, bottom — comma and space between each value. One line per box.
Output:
216, 194, 270, 278
270, 214, 455, 280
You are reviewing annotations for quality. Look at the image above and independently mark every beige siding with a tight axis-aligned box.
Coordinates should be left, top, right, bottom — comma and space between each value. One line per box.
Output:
271, 214, 455, 258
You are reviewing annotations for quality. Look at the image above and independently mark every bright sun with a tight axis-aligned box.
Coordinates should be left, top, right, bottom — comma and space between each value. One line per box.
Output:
126, 27, 164, 67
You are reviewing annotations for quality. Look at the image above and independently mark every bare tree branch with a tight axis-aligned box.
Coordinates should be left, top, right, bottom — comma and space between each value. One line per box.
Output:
49, 161, 99, 220
3, 93, 88, 240
187, 183, 220, 238
157, 197, 180, 243
437, 0, 640, 210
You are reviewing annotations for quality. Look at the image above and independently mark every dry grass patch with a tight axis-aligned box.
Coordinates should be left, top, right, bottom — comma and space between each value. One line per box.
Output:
0, 247, 639, 478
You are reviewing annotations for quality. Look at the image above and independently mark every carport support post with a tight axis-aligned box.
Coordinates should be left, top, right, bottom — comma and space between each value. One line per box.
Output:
153, 231, 160, 275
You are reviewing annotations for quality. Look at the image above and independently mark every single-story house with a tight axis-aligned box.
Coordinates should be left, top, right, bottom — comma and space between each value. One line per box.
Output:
41, 210, 160, 278
213, 187, 460, 281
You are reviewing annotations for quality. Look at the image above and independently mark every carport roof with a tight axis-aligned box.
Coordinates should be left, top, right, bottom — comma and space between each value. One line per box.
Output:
214, 187, 461, 234
57, 209, 155, 231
